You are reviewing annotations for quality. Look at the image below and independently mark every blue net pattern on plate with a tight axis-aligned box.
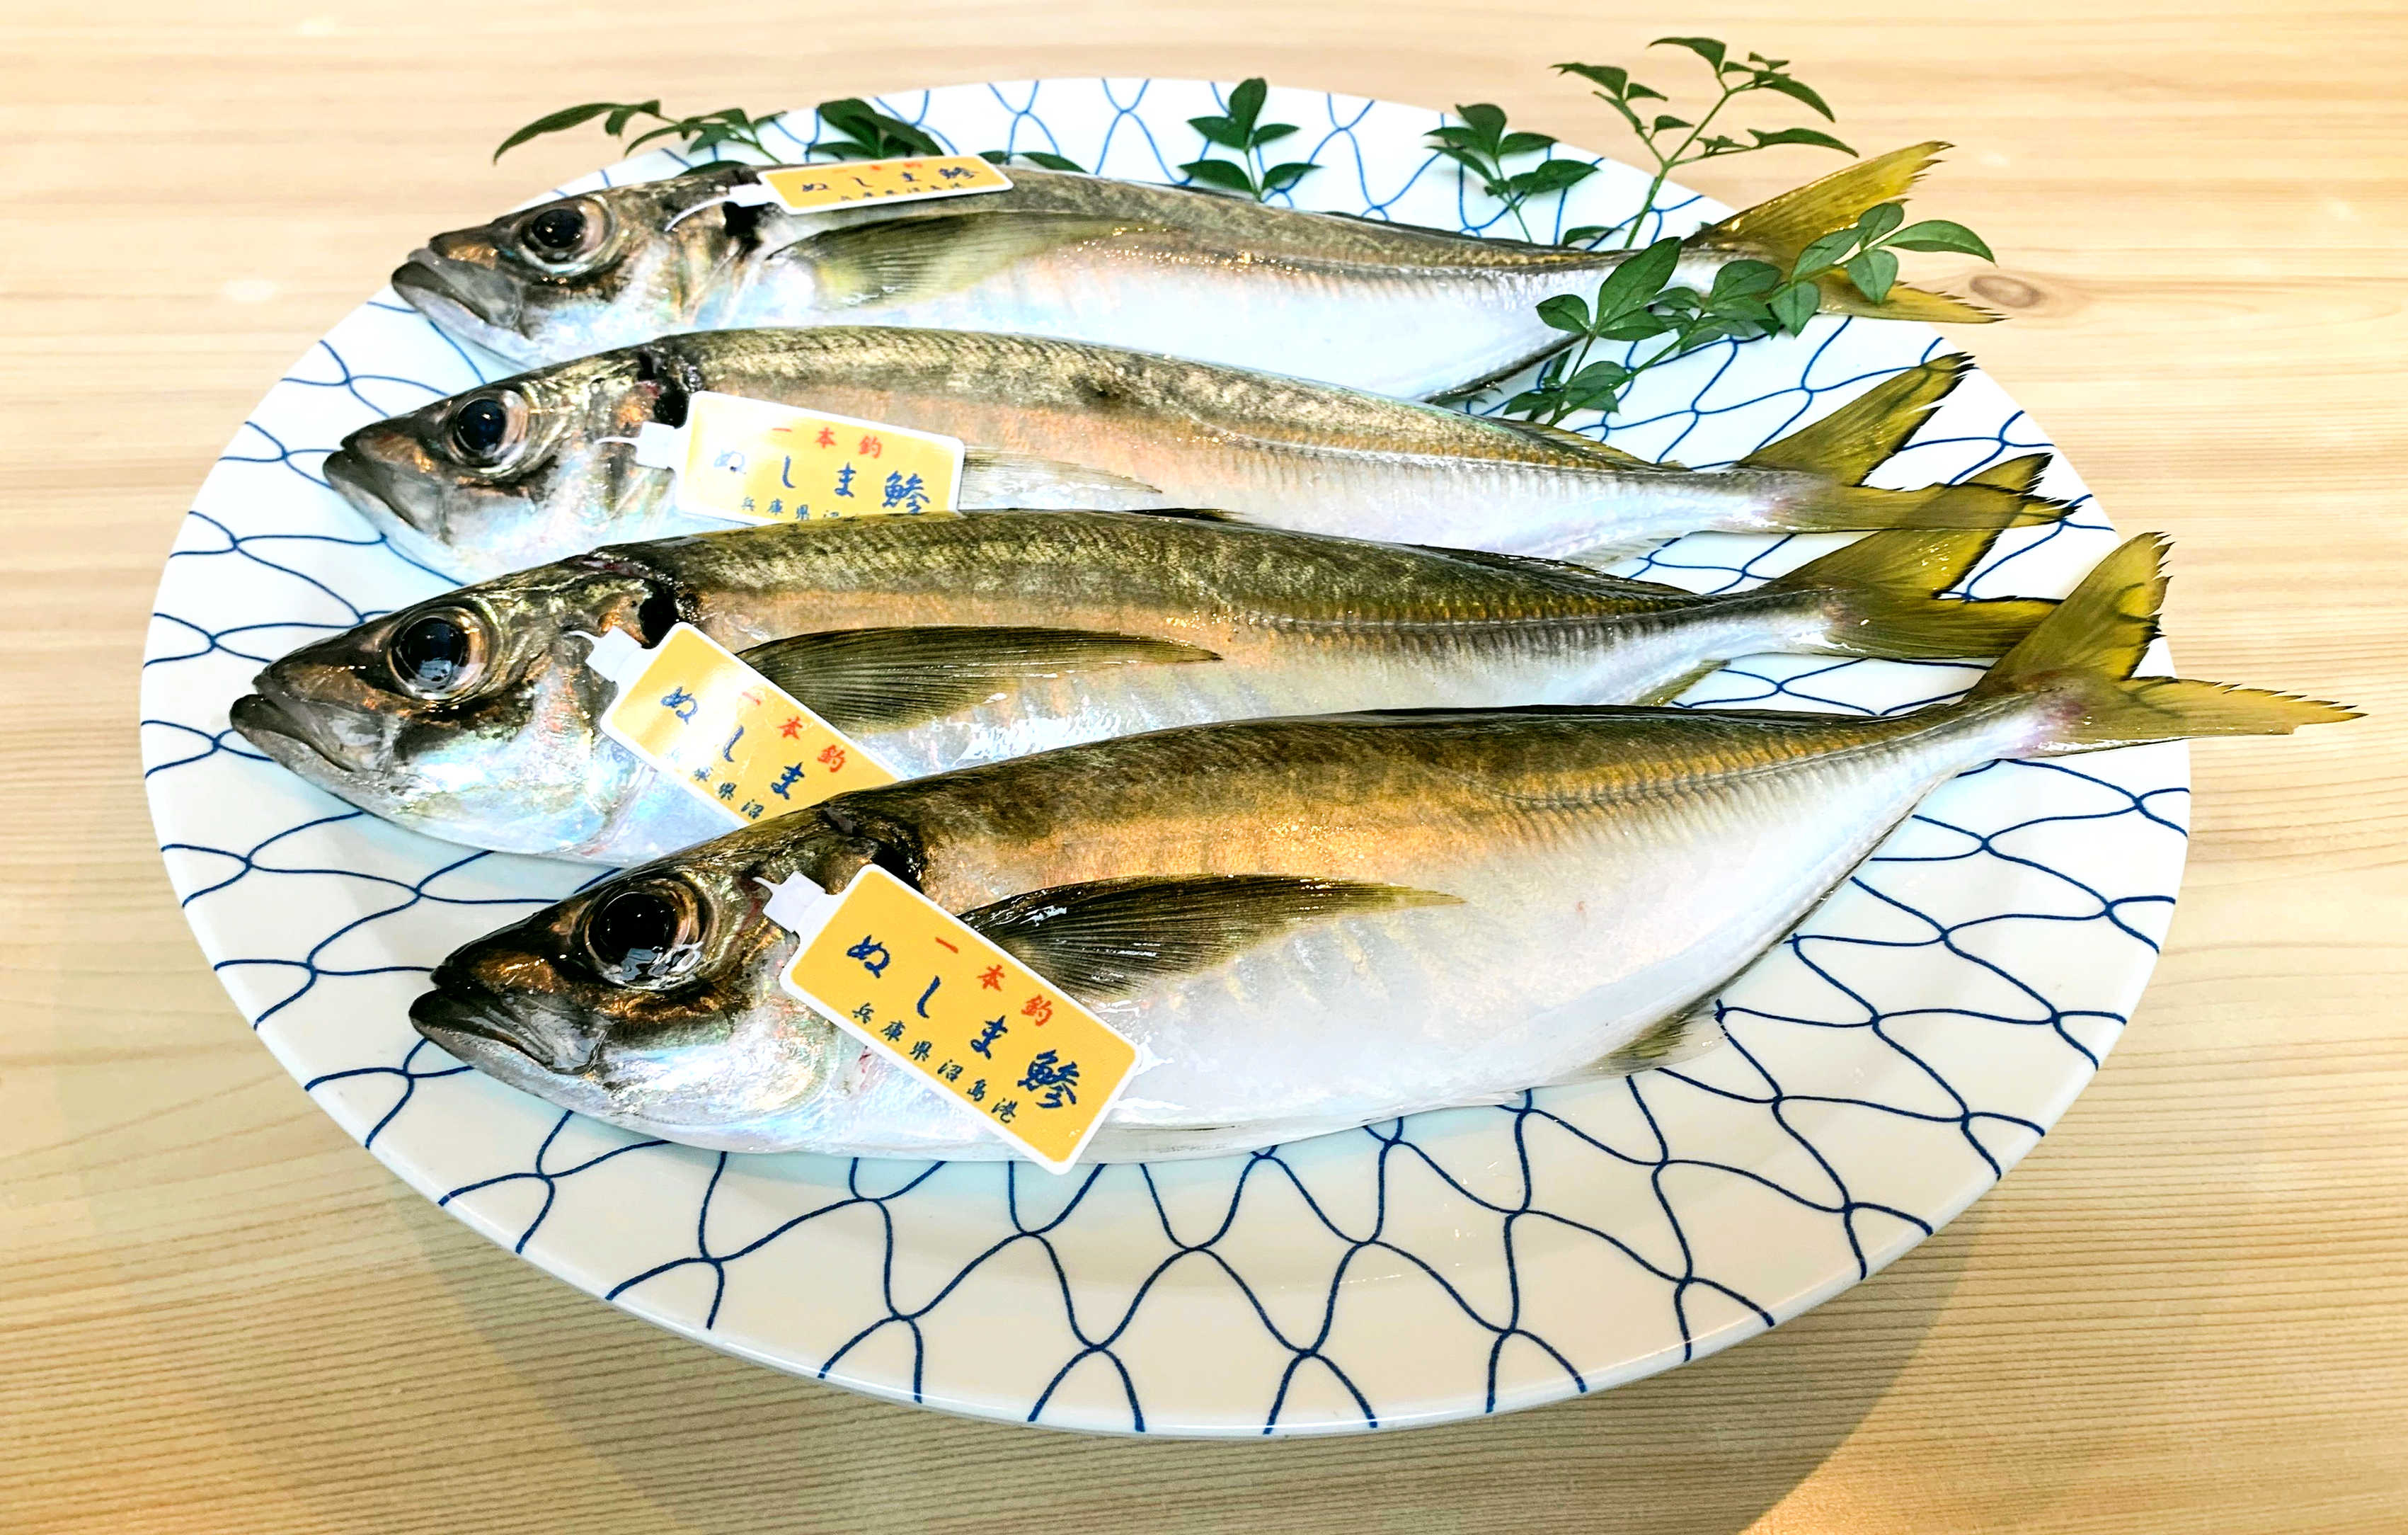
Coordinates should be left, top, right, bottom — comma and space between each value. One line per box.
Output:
139, 79, 2181, 1436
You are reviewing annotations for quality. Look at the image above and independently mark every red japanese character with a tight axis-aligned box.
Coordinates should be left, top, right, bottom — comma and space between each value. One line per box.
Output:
779, 716, 803, 739
1021, 995, 1053, 1027
818, 743, 847, 772
977, 964, 1004, 991
815, 427, 837, 448
857, 435, 883, 457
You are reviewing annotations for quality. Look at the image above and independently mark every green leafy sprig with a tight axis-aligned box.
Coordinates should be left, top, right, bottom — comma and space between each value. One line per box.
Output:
810, 97, 942, 159
1497, 202, 1993, 425
1180, 78, 1321, 202
495, 95, 1079, 169
1556, 40, 1854, 247
1425, 103, 1598, 240
494, 101, 790, 164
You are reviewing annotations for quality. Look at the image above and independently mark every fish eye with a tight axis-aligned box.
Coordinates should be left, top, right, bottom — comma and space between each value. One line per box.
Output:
583, 879, 705, 988
386, 605, 488, 699
515, 198, 607, 267
444, 389, 527, 467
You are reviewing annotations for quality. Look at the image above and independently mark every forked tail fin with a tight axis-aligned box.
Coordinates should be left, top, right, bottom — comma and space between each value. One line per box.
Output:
1697, 142, 1997, 326
1738, 360, 2070, 532
1968, 533, 2358, 754
1764, 527, 2055, 659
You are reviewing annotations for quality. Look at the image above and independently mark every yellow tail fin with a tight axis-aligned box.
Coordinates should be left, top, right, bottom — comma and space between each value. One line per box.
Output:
1698, 142, 1997, 326
1968, 533, 2359, 753
1765, 527, 2054, 660
1737, 362, 2070, 533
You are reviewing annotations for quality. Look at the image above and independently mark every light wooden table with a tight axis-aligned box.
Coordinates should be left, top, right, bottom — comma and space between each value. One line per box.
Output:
5, 2, 2403, 1530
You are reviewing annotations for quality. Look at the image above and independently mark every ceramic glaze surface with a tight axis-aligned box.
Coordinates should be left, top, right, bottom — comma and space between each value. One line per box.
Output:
141, 78, 2177, 1436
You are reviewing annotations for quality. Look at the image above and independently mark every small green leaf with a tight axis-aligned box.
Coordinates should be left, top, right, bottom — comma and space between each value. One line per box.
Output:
1259, 161, 1319, 195
1188, 113, 1246, 149
1227, 77, 1268, 135
1710, 259, 1782, 299
1178, 157, 1257, 195
1595, 235, 1685, 319
1535, 294, 1592, 332
1651, 36, 1729, 72
1854, 201, 1905, 241
626, 122, 699, 153
1248, 122, 1300, 149
1457, 102, 1508, 147
1769, 280, 1820, 334
1886, 220, 1996, 260
493, 101, 620, 161
1552, 62, 1631, 96
1595, 315, 1673, 342
1559, 224, 1616, 246
1498, 130, 1557, 157
1747, 73, 1838, 121
1019, 151, 1085, 173
1746, 126, 1855, 155
1846, 249, 1899, 304
1791, 227, 1862, 280
1518, 159, 1597, 195
1624, 82, 1668, 103
602, 100, 660, 137
1651, 115, 1692, 132
1501, 389, 1561, 416
1427, 125, 1481, 150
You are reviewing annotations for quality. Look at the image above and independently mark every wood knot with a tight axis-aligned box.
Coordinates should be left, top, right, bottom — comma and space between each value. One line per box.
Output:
1967, 270, 2085, 319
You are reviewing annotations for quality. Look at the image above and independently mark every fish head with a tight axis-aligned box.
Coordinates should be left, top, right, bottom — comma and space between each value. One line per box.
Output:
407, 807, 914, 1142
391, 168, 768, 365
323, 350, 674, 578
229, 558, 675, 854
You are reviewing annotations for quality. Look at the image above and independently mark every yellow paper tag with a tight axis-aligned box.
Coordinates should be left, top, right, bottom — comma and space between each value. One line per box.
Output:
778, 867, 1140, 1172
661, 392, 963, 525
758, 155, 1011, 212
597, 624, 897, 826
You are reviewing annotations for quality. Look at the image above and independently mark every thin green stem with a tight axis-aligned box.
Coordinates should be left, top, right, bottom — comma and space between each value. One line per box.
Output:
1620, 76, 1741, 248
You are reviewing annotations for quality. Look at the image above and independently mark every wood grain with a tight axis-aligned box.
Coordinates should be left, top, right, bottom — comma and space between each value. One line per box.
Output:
3, 1, 2404, 1530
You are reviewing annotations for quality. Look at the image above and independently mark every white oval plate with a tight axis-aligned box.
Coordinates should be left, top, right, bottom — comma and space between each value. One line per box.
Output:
142, 78, 2177, 1437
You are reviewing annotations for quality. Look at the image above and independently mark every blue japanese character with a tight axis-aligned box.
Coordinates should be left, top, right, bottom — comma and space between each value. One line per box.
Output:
721, 724, 744, 761
779, 456, 796, 489
660, 686, 697, 723
833, 463, 856, 498
850, 1003, 875, 1026
992, 1100, 1018, 1123
880, 1020, 905, 1042
710, 447, 746, 472
1017, 1049, 1081, 1109
846, 936, 891, 977
715, 781, 735, 801
770, 763, 804, 799
908, 1039, 932, 1062
966, 1078, 986, 1102
916, 975, 941, 1017
881, 472, 929, 513
970, 1017, 1007, 1058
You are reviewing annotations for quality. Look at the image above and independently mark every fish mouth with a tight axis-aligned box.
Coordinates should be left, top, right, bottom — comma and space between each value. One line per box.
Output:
230, 690, 357, 780
323, 445, 429, 536
411, 970, 600, 1076
391, 253, 499, 328
391, 255, 541, 363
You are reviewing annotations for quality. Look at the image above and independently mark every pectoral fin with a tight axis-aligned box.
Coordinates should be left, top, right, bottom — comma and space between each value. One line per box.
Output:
738, 626, 1217, 734
957, 449, 1174, 510
794, 212, 1171, 309
959, 874, 1462, 1000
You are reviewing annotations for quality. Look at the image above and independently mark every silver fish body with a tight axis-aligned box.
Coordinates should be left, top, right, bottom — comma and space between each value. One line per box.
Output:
394, 148, 1991, 395
326, 332, 2054, 581
231, 511, 2046, 865
406, 535, 2352, 1163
